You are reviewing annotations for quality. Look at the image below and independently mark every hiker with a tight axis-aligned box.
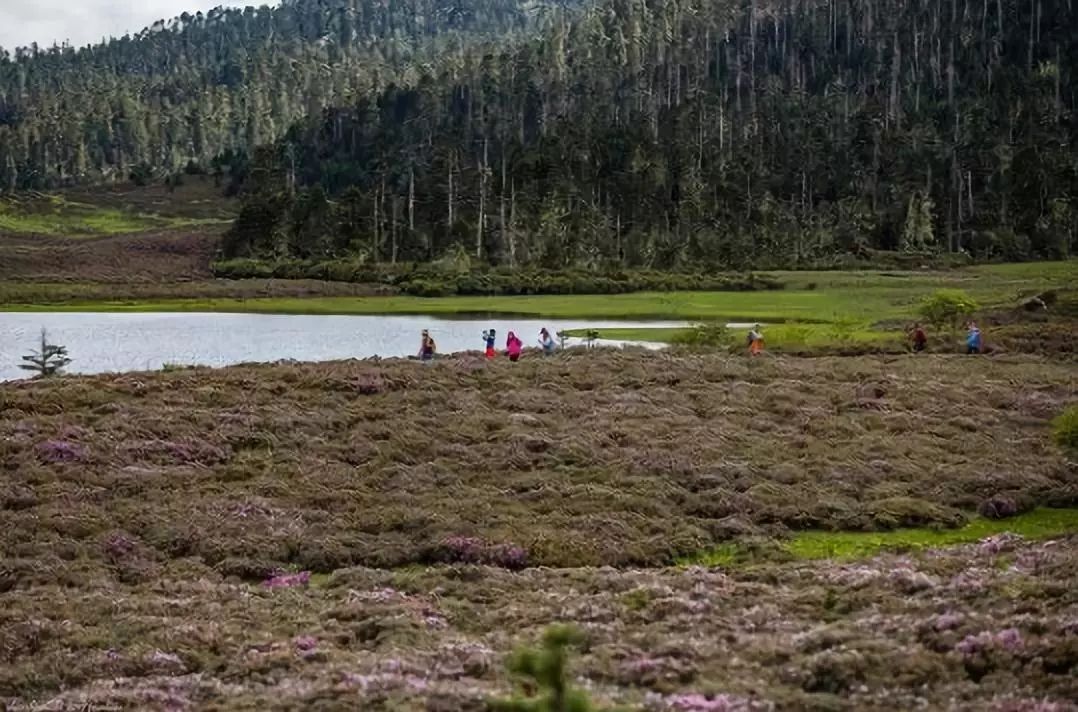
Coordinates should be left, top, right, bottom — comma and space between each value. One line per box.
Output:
966, 321, 983, 355
747, 324, 764, 356
506, 331, 523, 362
483, 329, 497, 359
418, 329, 436, 363
910, 323, 928, 353
538, 328, 557, 356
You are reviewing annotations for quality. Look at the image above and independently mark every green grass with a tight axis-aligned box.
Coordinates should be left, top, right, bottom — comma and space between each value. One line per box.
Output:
0, 194, 227, 236
4, 261, 1073, 323
683, 508, 1078, 567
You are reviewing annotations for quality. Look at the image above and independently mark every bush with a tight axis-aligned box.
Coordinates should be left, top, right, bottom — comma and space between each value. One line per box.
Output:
1052, 406, 1078, 452
918, 289, 979, 330
670, 323, 730, 348
491, 625, 599, 712
211, 261, 786, 297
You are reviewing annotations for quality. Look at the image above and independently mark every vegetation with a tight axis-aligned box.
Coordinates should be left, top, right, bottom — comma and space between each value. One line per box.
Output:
493, 626, 601, 712
917, 289, 980, 331
212, 260, 784, 296
2, 350, 1077, 709
222, 0, 1078, 270
1052, 406, 1078, 452
0, 192, 224, 237
687, 508, 1078, 566
0, 0, 580, 188
5, 262, 1076, 320
2, 351, 1073, 571
18, 329, 70, 377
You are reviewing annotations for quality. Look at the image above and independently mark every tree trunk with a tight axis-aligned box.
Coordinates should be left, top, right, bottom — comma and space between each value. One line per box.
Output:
373, 178, 382, 262
476, 137, 488, 260
391, 195, 399, 264
500, 150, 508, 266
447, 150, 455, 232
509, 178, 517, 266
889, 31, 902, 128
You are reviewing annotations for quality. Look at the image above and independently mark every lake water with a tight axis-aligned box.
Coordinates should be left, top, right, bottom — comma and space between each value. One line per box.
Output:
0, 312, 689, 381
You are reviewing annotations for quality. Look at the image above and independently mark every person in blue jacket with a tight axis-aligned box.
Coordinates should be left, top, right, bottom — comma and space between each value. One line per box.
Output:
483, 329, 497, 359
966, 321, 983, 355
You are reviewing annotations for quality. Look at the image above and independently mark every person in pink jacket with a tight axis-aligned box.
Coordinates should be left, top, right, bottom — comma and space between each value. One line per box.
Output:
506, 331, 523, 362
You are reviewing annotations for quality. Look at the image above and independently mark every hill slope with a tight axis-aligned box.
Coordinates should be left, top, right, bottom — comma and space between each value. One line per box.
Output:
224, 0, 1078, 269
0, 0, 585, 188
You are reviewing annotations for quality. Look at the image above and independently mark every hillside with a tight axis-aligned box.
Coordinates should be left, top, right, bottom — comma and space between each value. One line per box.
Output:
222, 0, 1078, 270
0, 0, 584, 188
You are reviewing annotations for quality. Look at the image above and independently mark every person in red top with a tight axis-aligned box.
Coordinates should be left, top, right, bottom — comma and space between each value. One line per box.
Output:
910, 323, 927, 353
506, 331, 523, 362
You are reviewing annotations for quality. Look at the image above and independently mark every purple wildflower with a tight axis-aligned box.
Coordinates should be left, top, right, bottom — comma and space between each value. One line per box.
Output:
488, 543, 529, 569
932, 612, 965, 631
149, 650, 185, 670
438, 537, 529, 569
956, 628, 1024, 657
646, 691, 762, 712
35, 439, 87, 463
263, 570, 311, 588
293, 635, 318, 652
441, 536, 486, 564
103, 533, 138, 560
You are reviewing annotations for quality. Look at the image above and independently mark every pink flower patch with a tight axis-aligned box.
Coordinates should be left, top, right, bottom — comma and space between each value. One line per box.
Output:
264, 570, 311, 588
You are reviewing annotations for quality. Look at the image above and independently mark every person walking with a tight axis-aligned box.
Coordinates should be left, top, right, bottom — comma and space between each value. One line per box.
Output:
483, 329, 497, 359
966, 322, 983, 355
506, 331, 523, 362
910, 323, 928, 353
747, 324, 764, 356
418, 329, 436, 364
538, 328, 556, 356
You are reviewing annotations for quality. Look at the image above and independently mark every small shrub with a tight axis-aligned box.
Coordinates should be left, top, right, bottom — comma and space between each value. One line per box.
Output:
491, 625, 599, 712
1052, 406, 1078, 452
671, 323, 729, 348
978, 496, 1019, 519
918, 289, 979, 330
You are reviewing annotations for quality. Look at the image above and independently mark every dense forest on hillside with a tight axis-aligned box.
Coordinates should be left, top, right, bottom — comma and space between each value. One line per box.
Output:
221, 0, 1078, 269
0, 0, 581, 188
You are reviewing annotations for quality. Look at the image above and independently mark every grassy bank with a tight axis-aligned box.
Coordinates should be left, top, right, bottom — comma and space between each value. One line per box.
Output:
3, 350, 1077, 710
3, 262, 1073, 323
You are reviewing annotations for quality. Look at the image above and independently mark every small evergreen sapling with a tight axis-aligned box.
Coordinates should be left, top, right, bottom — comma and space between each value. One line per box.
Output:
20, 329, 72, 378
492, 625, 605, 712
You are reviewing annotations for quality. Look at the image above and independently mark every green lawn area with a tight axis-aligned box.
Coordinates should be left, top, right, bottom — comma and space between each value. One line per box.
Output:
0, 194, 226, 236
685, 508, 1078, 567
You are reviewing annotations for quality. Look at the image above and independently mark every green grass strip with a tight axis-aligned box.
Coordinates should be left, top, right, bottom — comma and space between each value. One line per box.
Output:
685, 508, 1078, 567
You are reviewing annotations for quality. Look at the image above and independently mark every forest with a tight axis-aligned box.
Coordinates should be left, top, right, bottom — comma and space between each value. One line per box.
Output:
220, 0, 1078, 269
0, 0, 581, 188
3, 0, 1077, 270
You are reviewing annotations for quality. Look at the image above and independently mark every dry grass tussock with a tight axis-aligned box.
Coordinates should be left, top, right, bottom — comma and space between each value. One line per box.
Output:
2, 350, 1078, 709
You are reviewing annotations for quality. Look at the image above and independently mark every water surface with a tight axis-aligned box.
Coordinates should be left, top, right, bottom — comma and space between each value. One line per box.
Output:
0, 312, 686, 381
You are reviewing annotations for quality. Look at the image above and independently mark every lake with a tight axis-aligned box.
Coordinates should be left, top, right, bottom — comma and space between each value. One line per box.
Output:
0, 312, 688, 381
